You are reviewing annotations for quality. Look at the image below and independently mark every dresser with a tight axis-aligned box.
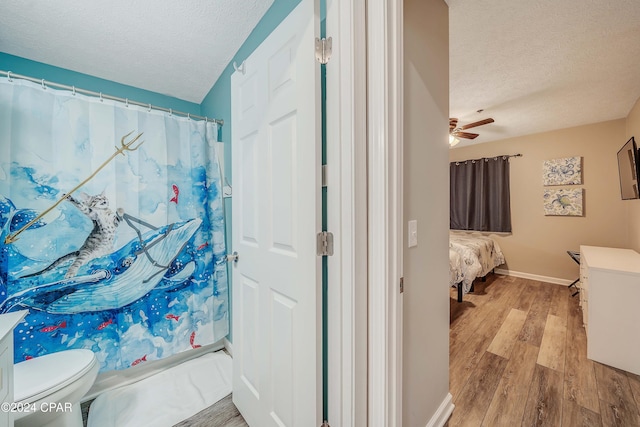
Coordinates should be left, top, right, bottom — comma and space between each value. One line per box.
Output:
0, 310, 28, 427
580, 246, 640, 375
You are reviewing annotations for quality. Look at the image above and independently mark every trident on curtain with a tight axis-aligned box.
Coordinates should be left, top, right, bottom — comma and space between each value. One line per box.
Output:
4, 131, 144, 244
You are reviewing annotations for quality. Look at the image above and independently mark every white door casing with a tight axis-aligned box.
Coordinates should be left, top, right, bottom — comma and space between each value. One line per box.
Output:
325, 0, 369, 425
231, 0, 321, 426
367, 0, 404, 426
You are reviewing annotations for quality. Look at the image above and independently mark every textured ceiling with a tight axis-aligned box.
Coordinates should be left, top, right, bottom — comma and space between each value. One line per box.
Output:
449, 0, 640, 146
1, 0, 639, 141
0, 0, 274, 104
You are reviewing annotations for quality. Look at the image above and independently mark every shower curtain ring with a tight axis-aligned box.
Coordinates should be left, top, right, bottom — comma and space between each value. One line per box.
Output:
169, 109, 172, 116
72, 86, 76, 96
7, 71, 12, 82
148, 103, 152, 112
187, 113, 191, 120
99, 92, 103, 102
125, 98, 129, 107
41, 79, 46, 90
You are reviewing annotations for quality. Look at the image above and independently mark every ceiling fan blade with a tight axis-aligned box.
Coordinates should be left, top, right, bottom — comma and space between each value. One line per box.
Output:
453, 131, 479, 139
449, 118, 458, 130
460, 118, 494, 130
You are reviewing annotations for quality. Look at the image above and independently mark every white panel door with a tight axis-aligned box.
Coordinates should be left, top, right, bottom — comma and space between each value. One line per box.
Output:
231, 0, 321, 425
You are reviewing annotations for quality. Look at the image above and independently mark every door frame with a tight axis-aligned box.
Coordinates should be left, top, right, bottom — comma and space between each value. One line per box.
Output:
366, 0, 404, 426
326, 0, 403, 425
326, 0, 369, 425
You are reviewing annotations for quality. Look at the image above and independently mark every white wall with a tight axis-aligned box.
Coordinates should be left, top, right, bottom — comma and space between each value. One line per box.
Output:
403, 0, 451, 425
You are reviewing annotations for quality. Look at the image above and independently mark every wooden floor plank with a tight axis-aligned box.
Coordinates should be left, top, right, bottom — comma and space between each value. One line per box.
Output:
482, 341, 538, 427
562, 399, 602, 427
564, 294, 600, 414
521, 364, 564, 427
594, 363, 640, 427
548, 283, 570, 320
626, 371, 640, 411
449, 279, 524, 399
450, 314, 508, 400
450, 276, 520, 358
450, 306, 493, 359
173, 394, 248, 427
537, 313, 567, 372
497, 278, 529, 313
512, 278, 540, 313
487, 308, 527, 358
517, 282, 553, 347
448, 351, 508, 427
450, 275, 640, 427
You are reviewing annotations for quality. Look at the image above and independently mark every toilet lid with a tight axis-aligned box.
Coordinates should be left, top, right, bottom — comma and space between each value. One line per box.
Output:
14, 349, 97, 402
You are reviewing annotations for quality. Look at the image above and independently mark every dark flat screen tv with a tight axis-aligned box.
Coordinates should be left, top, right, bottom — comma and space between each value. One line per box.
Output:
617, 136, 640, 200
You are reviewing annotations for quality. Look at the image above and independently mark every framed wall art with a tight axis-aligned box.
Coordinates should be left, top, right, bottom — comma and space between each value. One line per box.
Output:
543, 188, 583, 216
542, 156, 582, 186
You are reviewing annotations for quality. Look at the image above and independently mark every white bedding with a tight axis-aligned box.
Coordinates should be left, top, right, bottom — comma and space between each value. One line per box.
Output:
449, 249, 464, 288
449, 232, 505, 294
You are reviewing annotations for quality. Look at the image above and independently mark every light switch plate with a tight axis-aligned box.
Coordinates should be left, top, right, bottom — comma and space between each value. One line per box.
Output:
408, 220, 418, 247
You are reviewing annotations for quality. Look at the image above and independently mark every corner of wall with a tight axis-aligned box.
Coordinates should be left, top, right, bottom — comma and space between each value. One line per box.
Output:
625, 95, 640, 252
403, 0, 450, 425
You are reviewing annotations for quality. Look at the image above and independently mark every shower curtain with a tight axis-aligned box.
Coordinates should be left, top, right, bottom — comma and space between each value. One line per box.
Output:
0, 78, 229, 371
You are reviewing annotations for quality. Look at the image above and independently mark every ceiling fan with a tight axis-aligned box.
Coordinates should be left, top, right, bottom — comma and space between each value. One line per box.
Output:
449, 118, 494, 146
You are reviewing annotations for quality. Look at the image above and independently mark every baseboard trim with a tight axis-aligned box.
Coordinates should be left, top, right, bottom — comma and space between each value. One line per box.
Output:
494, 268, 573, 286
223, 337, 233, 356
425, 393, 455, 427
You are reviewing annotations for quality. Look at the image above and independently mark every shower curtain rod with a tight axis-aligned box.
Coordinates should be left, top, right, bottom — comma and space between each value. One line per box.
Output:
0, 70, 223, 126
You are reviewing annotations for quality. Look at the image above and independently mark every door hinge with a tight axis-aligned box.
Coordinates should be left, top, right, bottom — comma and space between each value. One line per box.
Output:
321, 421, 331, 427
400, 277, 404, 293
322, 164, 328, 187
317, 231, 334, 256
315, 37, 332, 64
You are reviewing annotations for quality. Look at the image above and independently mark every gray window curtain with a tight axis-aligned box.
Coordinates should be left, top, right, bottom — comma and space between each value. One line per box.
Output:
450, 156, 512, 232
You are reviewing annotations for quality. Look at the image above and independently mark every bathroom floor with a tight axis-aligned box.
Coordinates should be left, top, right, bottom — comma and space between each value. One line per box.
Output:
82, 394, 248, 427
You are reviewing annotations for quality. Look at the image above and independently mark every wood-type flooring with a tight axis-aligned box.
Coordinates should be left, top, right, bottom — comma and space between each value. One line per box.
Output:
84, 274, 640, 426
82, 394, 247, 427
448, 274, 640, 427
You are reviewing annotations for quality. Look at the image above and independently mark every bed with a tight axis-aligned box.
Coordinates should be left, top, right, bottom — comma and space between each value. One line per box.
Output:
449, 231, 505, 302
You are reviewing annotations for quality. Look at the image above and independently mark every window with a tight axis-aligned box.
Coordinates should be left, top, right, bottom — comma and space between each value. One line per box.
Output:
450, 156, 512, 233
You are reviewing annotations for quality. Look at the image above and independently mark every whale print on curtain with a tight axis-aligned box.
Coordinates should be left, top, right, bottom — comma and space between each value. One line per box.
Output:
0, 78, 228, 372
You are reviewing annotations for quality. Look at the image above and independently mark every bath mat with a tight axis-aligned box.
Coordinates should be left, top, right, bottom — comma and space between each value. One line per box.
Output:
87, 351, 232, 427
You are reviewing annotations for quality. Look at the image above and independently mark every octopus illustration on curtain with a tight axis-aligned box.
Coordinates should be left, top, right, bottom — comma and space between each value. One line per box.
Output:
0, 78, 229, 372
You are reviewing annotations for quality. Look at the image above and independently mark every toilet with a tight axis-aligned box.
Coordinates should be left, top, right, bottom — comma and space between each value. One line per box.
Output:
13, 349, 99, 427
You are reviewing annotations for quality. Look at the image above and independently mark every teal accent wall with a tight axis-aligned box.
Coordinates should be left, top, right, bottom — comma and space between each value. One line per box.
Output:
200, 0, 304, 343
0, 53, 201, 115
200, 0, 304, 142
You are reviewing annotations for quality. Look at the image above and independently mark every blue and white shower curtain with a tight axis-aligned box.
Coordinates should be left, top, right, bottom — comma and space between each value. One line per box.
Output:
0, 78, 228, 371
